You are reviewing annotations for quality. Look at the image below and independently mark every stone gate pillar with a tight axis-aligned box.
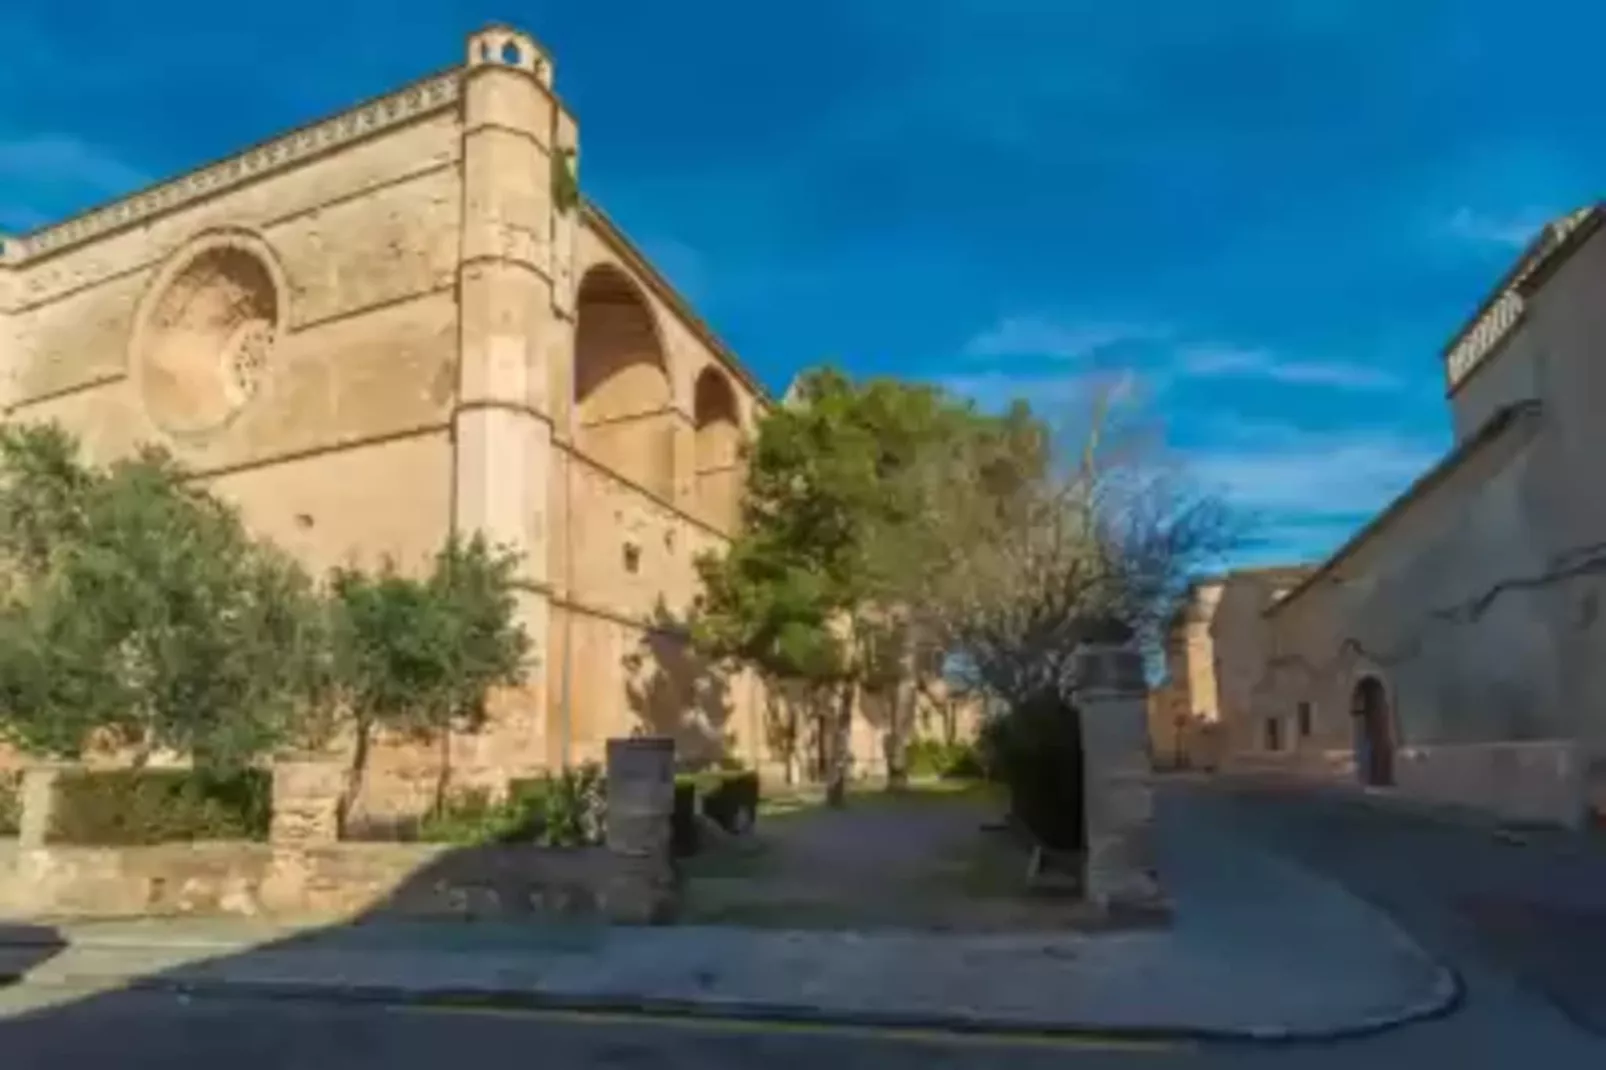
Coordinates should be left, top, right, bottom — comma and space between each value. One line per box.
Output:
604, 736, 677, 923
453, 26, 572, 776
1075, 642, 1167, 918
16, 764, 64, 849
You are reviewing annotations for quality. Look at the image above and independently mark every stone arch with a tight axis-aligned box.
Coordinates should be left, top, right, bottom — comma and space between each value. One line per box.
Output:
573, 263, 675, 501
1350, 674, 1396, 786
692, 365, 743, 529
130, 228, 287, 440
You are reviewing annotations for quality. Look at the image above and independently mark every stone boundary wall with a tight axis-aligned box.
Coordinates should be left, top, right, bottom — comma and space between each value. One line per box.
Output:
1221, 747, 1357, 783
1223, 741, 1599, 829
0, 737, 677, 924
1393, 739, 1586, 828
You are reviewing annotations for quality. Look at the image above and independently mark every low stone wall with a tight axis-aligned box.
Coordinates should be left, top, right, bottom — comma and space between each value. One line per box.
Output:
1394, 740, 1585, 828
1221, 748, 1356, 782
0, 736, 678, 924
0, 840, 661, 922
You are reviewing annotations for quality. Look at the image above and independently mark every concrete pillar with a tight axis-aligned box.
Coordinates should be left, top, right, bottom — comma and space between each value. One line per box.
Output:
603, 736, 676, 922
454, 26, 575, 774
1075, 642, 1168, 918
16, 765, 62, 849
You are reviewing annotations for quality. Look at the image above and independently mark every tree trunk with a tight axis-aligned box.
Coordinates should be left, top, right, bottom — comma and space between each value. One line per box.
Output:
884, 630, 917, 792
431, 726, 452, 816
825, 681, 854, 808
337, 716, 373, 838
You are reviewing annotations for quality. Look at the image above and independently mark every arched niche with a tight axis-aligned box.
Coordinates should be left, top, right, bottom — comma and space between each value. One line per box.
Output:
692, 365, 743, 530
573, 264, 675, 501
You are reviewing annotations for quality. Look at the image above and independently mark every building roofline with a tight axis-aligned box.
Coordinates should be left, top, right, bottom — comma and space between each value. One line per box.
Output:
2, 65, 475, 266
1266, 400, 1542, 618
580, 200, 774, 409
1443, 205, 1602, 395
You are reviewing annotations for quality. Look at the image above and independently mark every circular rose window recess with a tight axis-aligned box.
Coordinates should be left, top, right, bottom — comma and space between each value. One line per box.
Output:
132, 235, 285, 439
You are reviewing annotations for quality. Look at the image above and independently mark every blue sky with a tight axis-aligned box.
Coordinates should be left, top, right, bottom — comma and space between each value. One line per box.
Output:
3, 1, 1603, 567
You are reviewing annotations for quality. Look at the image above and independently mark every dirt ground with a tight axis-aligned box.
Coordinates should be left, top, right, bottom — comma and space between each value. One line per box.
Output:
678, 783, 1096, 931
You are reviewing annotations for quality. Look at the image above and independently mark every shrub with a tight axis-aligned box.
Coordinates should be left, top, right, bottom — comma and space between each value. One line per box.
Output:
48, 767, 272, 845
990, 691, 1085, 852
0, 771, 18, 836
671, 778, 700, 856
415, 784, 541, 845
905, 738, 984, 780
692, 770, 760, 834
536, 762, 605, 848
413, 765, 603, 848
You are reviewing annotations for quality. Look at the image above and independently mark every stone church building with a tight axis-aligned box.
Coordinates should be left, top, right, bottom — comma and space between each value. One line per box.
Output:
1156, 207, 1606, 829
0, 26, 919, 812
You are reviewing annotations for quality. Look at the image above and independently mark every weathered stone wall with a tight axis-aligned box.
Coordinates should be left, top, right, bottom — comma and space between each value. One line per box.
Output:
0, 839, 642, 922
1239, 224, 1606, 825
0, 736, 676, 923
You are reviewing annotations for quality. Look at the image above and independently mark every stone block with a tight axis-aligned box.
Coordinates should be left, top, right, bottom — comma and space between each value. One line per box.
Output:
270, 761, 345, 846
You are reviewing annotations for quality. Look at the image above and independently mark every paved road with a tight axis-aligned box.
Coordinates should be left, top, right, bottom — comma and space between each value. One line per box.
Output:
2, 780, 1605, 1067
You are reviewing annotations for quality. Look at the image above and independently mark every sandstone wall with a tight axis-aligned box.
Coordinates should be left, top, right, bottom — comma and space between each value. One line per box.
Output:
0, 32, 941, 805
4, 87, 463, 574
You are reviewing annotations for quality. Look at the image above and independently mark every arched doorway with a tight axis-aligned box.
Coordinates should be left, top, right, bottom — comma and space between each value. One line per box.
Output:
1350, 676, 1395, 786
573, 265, 675, 501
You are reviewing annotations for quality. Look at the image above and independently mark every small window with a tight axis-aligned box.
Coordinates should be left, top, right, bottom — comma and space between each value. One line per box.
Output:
1264, 717, 1283, 752
1296, 701, 1313, 738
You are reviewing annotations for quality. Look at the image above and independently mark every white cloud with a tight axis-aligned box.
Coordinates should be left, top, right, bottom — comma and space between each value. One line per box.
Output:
0, 135, 149, 231
0, 135, 148, 194
1443, 206, 1552, 249
1177, 343, 1400, 390
934, 370, 1097, 411
962, 316, 1168, 361
1187, 424, 1441, 521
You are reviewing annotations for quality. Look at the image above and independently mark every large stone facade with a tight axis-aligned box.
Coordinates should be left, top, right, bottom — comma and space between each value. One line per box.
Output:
1174, 207, 1606, 828
0, 26, 920, 811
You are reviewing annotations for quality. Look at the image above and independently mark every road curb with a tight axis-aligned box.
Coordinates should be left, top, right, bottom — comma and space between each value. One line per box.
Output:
100, 962, 1464, 1047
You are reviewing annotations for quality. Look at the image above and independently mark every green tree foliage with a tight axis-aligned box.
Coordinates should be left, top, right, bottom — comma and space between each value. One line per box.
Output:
326, 534, 530, 826
0, 423, 533, 830
690, 368, 986, 804
0, 423, 327, 770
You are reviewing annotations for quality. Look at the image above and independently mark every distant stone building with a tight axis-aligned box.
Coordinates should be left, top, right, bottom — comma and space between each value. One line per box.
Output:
0, 26, 926, 813
1176, 208, 1606, 828
1149, 567, 1310, 771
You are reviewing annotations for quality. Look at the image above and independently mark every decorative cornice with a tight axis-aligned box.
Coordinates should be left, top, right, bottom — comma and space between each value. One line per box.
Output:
4, 69, 462, 266
1443, 204, 1601, 392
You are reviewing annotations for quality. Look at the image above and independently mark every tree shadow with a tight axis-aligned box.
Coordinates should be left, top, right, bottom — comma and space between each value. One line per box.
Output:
0, 922, 65, 989
622, 601, 736, 770
0, 837, 658, 1062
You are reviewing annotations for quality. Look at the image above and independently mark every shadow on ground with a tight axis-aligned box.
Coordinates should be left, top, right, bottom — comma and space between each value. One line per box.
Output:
0, 785, 1082, 1063
0, 924, 65, 987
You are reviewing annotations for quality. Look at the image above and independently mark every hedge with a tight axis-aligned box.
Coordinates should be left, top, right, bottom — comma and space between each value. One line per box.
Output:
692, 770, 760, 834
905, 739, 985, 780
990, 693, 1084, 853
671, 779, 700, 857
672, 769, 761, 854
47, 767, 272, 845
